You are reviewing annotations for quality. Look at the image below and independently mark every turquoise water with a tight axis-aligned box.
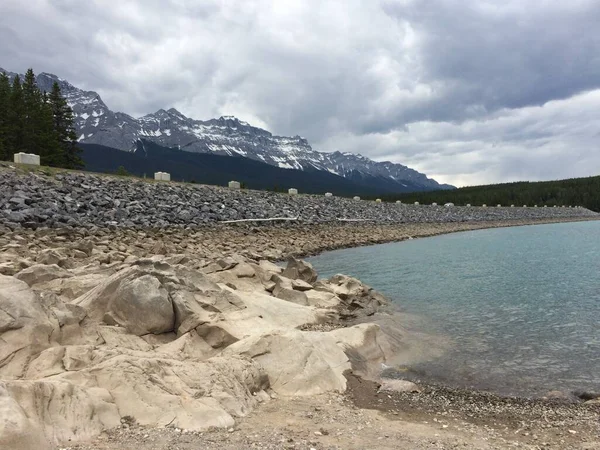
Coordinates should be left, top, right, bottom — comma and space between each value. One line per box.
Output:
307, 221, 600, 397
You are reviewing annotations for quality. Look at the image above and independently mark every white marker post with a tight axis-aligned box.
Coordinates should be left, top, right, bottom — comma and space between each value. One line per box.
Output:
154, 172, 170, 181
14, 152, 40, 165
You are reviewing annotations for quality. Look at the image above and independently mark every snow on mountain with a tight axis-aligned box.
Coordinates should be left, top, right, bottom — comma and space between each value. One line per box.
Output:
1, 69, 454, 191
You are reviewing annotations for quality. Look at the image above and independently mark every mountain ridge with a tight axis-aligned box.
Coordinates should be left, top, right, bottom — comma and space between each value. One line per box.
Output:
0, 67, 454, 192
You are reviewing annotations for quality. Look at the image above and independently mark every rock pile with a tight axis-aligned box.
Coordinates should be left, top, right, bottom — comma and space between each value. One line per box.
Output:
0, 251, 398, 449
0, 168, 596, 230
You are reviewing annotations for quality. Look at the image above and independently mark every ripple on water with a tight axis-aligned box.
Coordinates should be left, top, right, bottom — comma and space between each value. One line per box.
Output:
308, 221, 600, 397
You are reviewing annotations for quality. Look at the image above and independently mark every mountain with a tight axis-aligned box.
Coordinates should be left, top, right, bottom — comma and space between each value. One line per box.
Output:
78, 140, 433, 196
1, 68, 454, 192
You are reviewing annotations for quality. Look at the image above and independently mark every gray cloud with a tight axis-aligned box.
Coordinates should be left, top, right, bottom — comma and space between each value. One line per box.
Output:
1, 0, 600, 186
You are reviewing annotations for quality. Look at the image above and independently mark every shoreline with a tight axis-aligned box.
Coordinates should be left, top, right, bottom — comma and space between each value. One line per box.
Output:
2, 219, 600, 449
282, 216, 600, 259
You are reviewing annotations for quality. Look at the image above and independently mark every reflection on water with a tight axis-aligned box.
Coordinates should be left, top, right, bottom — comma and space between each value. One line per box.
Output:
308, 221, 600, 397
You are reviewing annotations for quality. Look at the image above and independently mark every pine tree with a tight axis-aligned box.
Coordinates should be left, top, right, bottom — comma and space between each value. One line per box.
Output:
48, 81, 83, 169
0, 72, 11, 160
40, 91, 62, 166
21, 69, 42, 154
22, 69, 63, 164
8, 75, 25, 157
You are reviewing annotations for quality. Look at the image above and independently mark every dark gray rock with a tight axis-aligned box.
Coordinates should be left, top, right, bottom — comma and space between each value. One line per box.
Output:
0, 170, 597, 230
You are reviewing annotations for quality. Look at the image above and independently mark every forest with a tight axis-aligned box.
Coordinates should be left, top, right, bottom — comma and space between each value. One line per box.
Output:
375, 176, 600, 212
0, 69, 83, 169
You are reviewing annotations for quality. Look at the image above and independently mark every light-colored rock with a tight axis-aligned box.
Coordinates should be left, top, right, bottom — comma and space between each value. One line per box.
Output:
292, 279, 313, 291
97, 326, 154, 351
0, 253, 393, 448
15, 264, 71, 287
0, 380, 120, 450
0, 382, 52, 450
329, 324, 393, 378
232, 262, 256, 278
305, 290, 341, 308
225, 330, 350, 396
0, 275, 52, 333
282, 257, 318, 284
0, 262, 17, 276
378, 379, 421, 393
40, 272, 108, 300
25, 346, 66, 379
325, 274, 364, 299
35, 249, 65, 266
258, 260, 283, 274
156, 330, 217, 360
223, 289, 321, 337
272, 284, 308, 305
55, 354, 266, 431
103, 274, 174, 335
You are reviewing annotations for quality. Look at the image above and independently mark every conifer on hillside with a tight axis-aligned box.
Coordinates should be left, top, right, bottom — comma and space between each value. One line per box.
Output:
0, 68, 84, 169
0, 72, 11, 160
49, 81, 83, 169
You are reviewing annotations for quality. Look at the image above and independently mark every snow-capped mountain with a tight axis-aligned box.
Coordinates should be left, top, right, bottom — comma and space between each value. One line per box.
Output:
2, 69, 454, 191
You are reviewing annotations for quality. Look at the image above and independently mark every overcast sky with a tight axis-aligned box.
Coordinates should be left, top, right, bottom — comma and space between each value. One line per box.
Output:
2, 0, 600, 186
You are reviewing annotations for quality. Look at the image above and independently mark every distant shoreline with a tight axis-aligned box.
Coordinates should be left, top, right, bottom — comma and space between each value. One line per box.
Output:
271, 216, 600, 260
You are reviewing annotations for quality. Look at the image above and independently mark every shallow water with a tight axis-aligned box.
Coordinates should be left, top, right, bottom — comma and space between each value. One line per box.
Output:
308, 221, 600, 397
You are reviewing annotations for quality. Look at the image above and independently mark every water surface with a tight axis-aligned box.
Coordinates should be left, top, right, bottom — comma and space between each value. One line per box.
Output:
308, 221, 600, 397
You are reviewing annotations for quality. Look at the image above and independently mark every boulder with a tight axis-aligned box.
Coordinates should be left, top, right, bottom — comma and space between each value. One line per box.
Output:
14, 264, 71, 287
231, 262, 255, 278
35, 249, 66, 266
305, 290, 341, 308
325, 274, 364, 299
103, 274, 174, 335
272, 284, 308, 306
317, 275, 389, 320
73, 239, 94, 256
258, 260, 283, 274
282, 257, 317, 284
292, 279, 313, 291
0, 262, 17, 276
0, 275, 52, 333
171, 289, 245, 337
329, 323, 393, 378
225, 330, 350, 396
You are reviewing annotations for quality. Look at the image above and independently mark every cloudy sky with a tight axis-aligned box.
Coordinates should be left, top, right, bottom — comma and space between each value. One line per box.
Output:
2, 0, 600, 186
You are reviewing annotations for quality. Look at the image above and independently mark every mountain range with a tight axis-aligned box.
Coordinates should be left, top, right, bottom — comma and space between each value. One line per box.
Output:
1, 68, 454, 193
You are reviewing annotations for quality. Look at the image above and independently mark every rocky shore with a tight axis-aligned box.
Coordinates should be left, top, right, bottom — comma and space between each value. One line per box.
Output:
1, 165, 600, 449
0, 165, 597, 231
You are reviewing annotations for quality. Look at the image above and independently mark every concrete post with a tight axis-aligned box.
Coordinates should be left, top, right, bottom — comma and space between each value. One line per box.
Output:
14, 152, 40, 165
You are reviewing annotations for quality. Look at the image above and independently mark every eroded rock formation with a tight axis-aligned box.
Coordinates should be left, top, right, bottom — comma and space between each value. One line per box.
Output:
0, 253, 397, 449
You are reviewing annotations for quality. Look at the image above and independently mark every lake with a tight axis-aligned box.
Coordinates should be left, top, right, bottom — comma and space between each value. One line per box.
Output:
307, 220, 600, 397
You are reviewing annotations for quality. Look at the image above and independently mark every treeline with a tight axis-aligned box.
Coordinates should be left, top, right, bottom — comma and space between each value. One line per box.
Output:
372, 176, 600, 212
0, 69, 83, 168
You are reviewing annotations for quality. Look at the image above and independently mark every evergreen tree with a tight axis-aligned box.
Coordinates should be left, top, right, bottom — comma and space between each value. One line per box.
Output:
1, 69, 83, 168
8, 75, 25, 156
21, 68, 42, 153
22, 69, 61, 163
0, 72, 11, 160
48, 81, 83, 169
